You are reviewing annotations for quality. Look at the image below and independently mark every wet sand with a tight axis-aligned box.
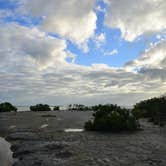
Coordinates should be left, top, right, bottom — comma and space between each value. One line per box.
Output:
0, 111, 166, 166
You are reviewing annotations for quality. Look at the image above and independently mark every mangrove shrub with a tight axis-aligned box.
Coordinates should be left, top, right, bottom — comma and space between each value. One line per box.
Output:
0, 102, 17, 112
84, 104, 139, 132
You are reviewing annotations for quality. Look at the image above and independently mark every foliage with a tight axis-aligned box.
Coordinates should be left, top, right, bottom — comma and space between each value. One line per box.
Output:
68, 104, 89, 111
0, 102, 17, 112
84, 120, 94, 130
84, 104, 139, 132
53, 106, 60, 111
132, 96, 166, 125
30, 104, 51, 112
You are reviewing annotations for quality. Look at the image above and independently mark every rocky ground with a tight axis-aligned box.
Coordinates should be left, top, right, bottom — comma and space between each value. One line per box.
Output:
0, 111, 166, 166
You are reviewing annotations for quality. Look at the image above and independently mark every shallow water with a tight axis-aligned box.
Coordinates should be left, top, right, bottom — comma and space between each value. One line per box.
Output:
0, 137, 13, 166
64, 128, 84, 132
16, 106, 30, 112
40, 124, 49, 129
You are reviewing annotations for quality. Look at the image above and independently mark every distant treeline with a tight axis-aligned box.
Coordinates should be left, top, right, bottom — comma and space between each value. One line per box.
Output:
68, 104, 90, 111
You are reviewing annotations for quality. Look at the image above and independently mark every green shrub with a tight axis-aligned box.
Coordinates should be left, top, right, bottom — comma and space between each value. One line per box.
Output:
132, 108, 146, 120
30, 104, 51, 112
84, 104, 139, 132
53, 106, 60, 111
132, 96, 166, 125
84, 120, 94, 130
68, 104, 89, 111
0, 102, 17, 112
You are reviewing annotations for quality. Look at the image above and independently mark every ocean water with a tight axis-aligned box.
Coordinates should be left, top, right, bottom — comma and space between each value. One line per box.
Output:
16, 106, 30, 112
16, 106, 132, 112
16, 106, 55, 112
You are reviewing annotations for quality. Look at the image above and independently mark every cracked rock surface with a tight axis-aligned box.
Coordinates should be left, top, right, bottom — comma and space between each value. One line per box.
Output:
0, 111, 166, 166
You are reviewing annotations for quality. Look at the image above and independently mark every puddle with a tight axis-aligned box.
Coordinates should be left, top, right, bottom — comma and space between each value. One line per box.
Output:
9, 125, 16, 129
64, 128, 84, 132
40, 124, 48, 129
0, 137, 13, 166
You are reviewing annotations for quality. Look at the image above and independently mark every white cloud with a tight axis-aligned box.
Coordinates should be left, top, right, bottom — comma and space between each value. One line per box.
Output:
0, 22, 165, 106
104, 49, 118, 56
0, 1, 166, 105
0, 23, 72, 69
19, 0, 97, 48
105, 0, 166, 41
124, 39, 166, 91
95, 5, 106, 13
103, 0, 110, 4
94, 33, 106, 48
125, 39, 166, 70
96, 33, 105, 42
0, 60, 164, 105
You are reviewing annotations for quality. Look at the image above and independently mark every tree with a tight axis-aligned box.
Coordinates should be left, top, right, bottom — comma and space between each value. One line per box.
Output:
0, 102, 17, 112
53, 106, 60, 111
30, 104, 51, 112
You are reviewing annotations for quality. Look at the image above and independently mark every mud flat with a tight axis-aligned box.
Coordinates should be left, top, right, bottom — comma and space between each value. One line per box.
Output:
0, 111, 166, 166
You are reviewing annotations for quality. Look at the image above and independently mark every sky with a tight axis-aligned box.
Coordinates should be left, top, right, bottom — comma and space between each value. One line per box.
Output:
0, 0, 166, 106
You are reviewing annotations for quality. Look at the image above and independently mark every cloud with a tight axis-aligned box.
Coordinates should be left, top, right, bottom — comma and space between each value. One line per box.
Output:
0, 61, 164, 105
0, 9, 13, 19
0, 25, 165, 106
0, 23, 165, 106
103, 0, 110, 4
0, 23, 72, 69
104, 49, 118, 56
105, 0, 166, 41
125, 39, 166, 70
125, 39, 166, 85
94, 33, 106, 48
0, 1, 165, 106
18, 0, 97, 48
95, 5, 106, 13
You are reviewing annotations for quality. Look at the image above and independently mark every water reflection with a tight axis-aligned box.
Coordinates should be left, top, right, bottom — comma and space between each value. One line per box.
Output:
64, 128, 84, 132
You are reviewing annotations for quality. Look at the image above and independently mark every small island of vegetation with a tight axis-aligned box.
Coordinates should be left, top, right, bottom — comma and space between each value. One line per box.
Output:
53, 106, 60, 111
84, 104, 139, 132
0, 102, 17, 112
68, 104, 89, 111
30, 104, 51, 112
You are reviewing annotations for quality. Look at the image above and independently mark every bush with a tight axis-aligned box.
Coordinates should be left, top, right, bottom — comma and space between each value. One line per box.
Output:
68, 104, 89, 111
84, 120, 94, 130
53, 106, 60, 111
132, 96, 166, 125
30, 104, 51, 112
84, 104, 139, 132
0, 102, 17, 112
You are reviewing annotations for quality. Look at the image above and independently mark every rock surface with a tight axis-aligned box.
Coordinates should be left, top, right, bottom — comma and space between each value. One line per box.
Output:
0, 111, 166, 166
0, 137, 13, 166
